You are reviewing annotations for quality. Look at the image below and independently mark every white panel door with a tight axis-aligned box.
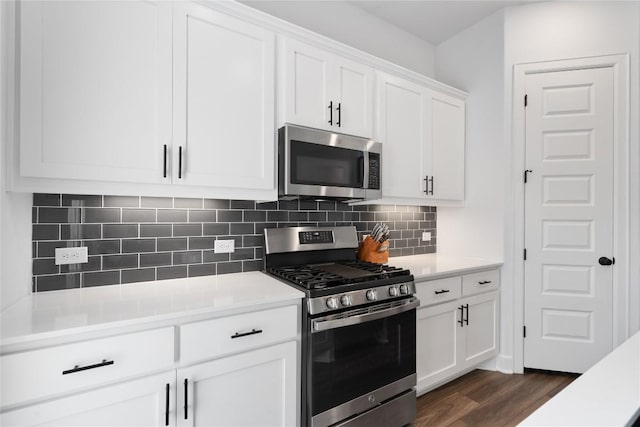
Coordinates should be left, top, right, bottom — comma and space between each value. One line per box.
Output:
0, 372, 176, 426
416, 301, 460, 393
378, 73, 428, 199
426, 91, 465, 201
333, 58, 374, 138
173, 2, 275, 189
284, 39, 333, 132
524, 67, 614, 373
19, 1, 172, 183
177, 341, 297, 427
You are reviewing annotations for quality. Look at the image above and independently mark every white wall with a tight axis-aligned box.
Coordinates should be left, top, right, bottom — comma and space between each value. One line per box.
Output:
434, 9, 509, 370
240, 0, 436, 77
504, 1, 640, 348
0, 0, 31, 311
435, 0, 640, 372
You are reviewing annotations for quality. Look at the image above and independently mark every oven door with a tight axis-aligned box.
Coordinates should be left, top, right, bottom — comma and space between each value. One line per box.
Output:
307, 297, 418, 427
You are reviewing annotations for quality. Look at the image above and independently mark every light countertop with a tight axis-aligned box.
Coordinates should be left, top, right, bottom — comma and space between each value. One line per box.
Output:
519, 330, 640, 426
390, 254, 503, 280
0, 272, 304, 352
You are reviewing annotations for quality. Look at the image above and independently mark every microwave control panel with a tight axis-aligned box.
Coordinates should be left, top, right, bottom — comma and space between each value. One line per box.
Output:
368, 153, 380, 190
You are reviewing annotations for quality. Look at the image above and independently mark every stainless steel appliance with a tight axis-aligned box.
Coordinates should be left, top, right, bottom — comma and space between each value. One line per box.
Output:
264, 226, 418, 427
278, 125, 382, 201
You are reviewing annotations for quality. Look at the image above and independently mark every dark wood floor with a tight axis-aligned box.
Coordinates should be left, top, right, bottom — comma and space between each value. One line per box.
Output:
415, 369, 579, 427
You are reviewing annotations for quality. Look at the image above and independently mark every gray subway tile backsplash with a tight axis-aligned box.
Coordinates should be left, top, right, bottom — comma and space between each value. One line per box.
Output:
32, 194, 437, 292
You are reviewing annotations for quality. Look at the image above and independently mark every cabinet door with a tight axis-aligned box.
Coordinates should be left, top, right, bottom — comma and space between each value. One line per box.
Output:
426, 91, 466, 201
177, 341, 297, 427
19, 1, 172, 184
173, 2, 275, 190
461, 292, 499, 368
416, 301, 462, 394
283, 39, 333, 132
333, 58, 374, 138
378, 73, 429, 198
0, 371, 176, 426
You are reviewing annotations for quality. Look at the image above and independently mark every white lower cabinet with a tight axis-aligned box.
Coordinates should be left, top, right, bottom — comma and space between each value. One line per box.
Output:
1, 371, 176, 427
0, 303, 300, 427
416, 269, 499, 394
177, 341, 297, 427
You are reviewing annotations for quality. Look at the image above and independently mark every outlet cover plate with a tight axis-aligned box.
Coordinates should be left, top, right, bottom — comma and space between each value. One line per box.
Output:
214, 239, 235, 254
421, 232, 432, 242
55, 247, 89, 265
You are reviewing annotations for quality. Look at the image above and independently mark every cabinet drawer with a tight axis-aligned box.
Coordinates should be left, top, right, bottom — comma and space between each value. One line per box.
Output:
180, 304, 298, 364
416, 276, 462, 307
0, 327, 174, 409
462, 269, 500, 296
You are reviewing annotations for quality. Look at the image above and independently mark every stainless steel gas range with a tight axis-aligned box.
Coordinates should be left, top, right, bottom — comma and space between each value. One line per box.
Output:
264, 226, 419, 427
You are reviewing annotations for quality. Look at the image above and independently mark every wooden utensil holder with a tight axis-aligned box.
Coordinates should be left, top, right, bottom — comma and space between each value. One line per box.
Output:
357, 235, 389, 264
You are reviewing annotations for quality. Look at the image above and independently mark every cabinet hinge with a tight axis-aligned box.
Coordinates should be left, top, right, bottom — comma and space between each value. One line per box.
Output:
524, 94, 528, 107
524, 248, 527, 260
523, 326, 527, 338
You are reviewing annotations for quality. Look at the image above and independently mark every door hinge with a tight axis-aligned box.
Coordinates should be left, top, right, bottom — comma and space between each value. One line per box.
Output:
524, 248, 527, 260
524, 94, 528, 107
523, 326, 527, 338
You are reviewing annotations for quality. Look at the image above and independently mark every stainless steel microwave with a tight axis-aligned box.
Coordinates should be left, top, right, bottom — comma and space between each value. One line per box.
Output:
278, 125, 382, 201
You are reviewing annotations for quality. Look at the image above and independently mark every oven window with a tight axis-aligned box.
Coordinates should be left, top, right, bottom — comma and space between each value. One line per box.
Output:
290, 140, 364, 188
309, 308, 416, 416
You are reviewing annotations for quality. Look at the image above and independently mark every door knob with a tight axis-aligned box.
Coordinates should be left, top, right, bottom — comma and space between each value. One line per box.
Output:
598, 257, 614, 266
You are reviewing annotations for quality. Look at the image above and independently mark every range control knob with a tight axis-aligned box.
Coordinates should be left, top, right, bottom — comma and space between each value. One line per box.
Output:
340, 295, 352, 306
326, 297, 339, 310
388, 286, 399, 297
399, 284, 409, 295
365, 289, 378, 301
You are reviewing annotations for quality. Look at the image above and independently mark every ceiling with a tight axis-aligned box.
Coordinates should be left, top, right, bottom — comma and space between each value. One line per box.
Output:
347, 1, 540, 45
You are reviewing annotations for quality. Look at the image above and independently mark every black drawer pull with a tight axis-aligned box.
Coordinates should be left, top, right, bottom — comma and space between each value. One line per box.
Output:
457, 306, 464, 327
478, 280, 492, 285
434, 289, 450, 295
231, 328, 263, 339
62, 359, 114, 375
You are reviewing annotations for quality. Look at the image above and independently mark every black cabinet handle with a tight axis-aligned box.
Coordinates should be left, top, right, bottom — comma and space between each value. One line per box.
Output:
231, 328, 263, 339
478, 280, 492, 285
336, 102, 341, 127
434, 289, 450, 295
428, 176, 434, 195
163, 145, 168, 178
464, 304, 469, 325
165, 383, 170, 426
423, 176, 429, 195
328, 101, 333, 125
178, 146, 183, 179
184, 378, 188, 420
62, 359, 114, 375
457, 306, 464, 327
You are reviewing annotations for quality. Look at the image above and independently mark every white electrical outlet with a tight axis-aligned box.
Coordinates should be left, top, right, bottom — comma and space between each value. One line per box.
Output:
421, 232, 432, 242
214, 239, 235, 254
55, 247, 88, 265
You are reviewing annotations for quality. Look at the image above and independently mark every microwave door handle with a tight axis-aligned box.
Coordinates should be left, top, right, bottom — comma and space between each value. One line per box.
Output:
311, 297, 419, 333
358, 156, 365, 187
362, 152, 369, 189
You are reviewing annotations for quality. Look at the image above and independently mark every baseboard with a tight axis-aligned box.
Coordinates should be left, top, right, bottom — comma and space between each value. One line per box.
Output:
496, 354, 514, 374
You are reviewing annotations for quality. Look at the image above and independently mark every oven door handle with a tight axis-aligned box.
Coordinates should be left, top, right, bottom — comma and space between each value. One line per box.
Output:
311, 298, 419, 333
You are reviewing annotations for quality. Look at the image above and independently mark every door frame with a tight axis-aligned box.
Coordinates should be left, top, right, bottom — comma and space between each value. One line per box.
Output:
512, 54, 630, 373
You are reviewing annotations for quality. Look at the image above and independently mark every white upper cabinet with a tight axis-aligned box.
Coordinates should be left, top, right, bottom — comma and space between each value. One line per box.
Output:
427, 91, 466, 201
173, 2, 275, 191
377, 72, 466, 204
281, 38, 374, 138
19, 0, 173, 184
